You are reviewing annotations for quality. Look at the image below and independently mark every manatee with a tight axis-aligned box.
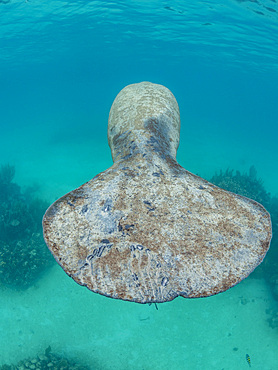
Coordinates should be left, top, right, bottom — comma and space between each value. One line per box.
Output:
43, 82, 272, 303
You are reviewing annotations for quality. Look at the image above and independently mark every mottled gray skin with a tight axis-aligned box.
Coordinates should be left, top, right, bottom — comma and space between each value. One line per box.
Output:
43, 82, 272, 303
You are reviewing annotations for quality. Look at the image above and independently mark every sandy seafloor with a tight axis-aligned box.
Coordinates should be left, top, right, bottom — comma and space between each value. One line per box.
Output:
0, 265, 277, 369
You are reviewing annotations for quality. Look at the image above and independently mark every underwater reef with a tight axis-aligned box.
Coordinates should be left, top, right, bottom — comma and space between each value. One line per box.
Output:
0, 164, 54, 290
0, 346, 90, 370
210, 166, 278, 328
209, 166, 271, 207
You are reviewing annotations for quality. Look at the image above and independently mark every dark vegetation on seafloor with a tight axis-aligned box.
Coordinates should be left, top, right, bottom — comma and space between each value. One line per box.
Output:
0, 164, 54, 290
210, 166, 278, 329
0, 345, 90, 370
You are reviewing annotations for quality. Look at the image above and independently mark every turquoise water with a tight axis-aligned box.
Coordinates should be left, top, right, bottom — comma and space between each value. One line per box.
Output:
0, 0, 277, 369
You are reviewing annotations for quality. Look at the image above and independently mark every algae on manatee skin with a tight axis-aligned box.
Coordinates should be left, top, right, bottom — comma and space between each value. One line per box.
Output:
209, 166, 276, 270
0, 164, 54, 290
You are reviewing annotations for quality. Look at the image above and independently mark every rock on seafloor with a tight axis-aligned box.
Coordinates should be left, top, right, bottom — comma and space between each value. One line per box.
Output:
43, 81, 272, 303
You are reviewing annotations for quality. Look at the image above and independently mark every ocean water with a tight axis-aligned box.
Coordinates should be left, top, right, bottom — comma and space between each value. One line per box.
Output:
0, 0, 277, 369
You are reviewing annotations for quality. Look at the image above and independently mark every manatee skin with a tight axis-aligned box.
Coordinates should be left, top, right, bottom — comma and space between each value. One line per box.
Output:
43, 82, 272, 304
